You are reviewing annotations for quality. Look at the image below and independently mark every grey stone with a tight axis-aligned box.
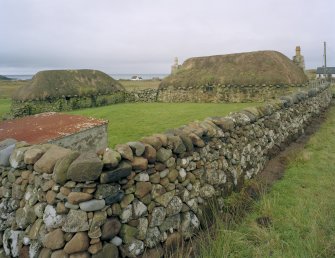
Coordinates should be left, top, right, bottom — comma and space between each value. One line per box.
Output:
181, 211, 200, 239
34, 203, 47, 218
137, 218, 148, 240
0, 144, 15, 167
62, 209, 89, 232
155, 190, 175, 207
88, 211, 107, 238
79, 199, 105, 212
101, 218, 121, 241
64, 202, 79, 210
2, 229, 24, 258
132, 199, 147, 218
205, 169, 226, 185
67, 152, 103, 182
127, 142, 145, 156
9, 147, 28, 169
141, 136, 162, 150
156, 148, 172, 162
100, 161, 132, 183
15, 206, 37, 229
29, 240, 42, 258
103, 149, 121, 169
166, 196, 183, 216
159, 169, 169, 178
126, 239, 144, 257
53, 152, 80, 185
167, 135, 186, 154
150, 207, 166, 227
34, 145, 72, 174
115, 144, 133, 161
199, 184, 216, 198
105, 190, 125, 205
111, 236, 122, 246
159, 214, 181, 232
144, 227, 161, 248
43, 205, 65, 229
23, 147, 44, 165
120, 204, 133, 223
92, 243, 118, 258
0, 138, 17, 151
134, 172, 149, 182
120, 224, 138, 244
94, 184, 120, 199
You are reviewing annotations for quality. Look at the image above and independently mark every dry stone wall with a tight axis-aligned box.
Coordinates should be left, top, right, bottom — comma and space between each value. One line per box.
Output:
125, 89, 158, 103
0, 83, 331, 257
157, 83, 309, 103
11, 92, 125, 118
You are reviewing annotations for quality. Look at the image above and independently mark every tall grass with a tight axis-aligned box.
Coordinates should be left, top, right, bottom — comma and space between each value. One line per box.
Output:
0, 99, 11, 120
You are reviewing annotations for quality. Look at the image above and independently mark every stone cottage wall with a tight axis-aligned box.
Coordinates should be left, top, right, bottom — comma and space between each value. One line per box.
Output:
125, 89, 158, 103
0, 83, 331, 257
11, 92, 126, 118
157, 83, 309, 103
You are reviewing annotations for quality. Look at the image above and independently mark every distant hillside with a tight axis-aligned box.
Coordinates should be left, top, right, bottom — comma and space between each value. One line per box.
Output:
0, 75, 12, 81
13, 69, 125, 101
159, 51, 308, 89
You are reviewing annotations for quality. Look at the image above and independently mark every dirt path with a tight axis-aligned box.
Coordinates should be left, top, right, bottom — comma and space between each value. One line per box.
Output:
256, 103, 330, 187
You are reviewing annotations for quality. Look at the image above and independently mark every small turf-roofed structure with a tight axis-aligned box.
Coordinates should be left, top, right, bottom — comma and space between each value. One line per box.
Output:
11, 69, 125, 117
158, 50, 308, 102
0, 112, 108, 151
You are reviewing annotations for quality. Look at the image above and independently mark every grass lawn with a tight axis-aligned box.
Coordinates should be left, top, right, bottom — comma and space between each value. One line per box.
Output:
0, 80, 28, 99
200, 105, 335, 258
119, 79, 161, 90
0, 99, 11, 120
68, 102, 259, 147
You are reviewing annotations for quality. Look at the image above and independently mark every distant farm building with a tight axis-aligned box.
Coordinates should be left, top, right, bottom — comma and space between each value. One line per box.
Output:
11, 69, 125, 117
0, 112, 108, 151
131, 75, 143, 80
158, 50, 308, 102
316, 67, 335, 80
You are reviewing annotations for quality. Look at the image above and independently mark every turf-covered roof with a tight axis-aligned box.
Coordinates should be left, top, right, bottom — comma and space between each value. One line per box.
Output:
0, 75, 11, 80
13, 69, 125, 101
159, 51, 308, 89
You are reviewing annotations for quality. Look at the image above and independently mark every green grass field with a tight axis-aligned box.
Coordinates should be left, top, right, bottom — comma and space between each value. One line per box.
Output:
68, 102, 259, 147
119, 79, 161, 90
200, 105, 335, 258
0, 80, 28, 99
0, 99, 11, 120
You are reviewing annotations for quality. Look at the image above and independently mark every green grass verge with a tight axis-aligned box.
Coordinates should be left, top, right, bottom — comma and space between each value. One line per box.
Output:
119, 80, 161, 90
0, 99, 11, 120
0, 80, 28, 99
68, 102, 259, 147
200, 105, 335, 258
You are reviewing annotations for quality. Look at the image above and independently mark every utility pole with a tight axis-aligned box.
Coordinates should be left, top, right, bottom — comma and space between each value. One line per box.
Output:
324, 41, 327, 79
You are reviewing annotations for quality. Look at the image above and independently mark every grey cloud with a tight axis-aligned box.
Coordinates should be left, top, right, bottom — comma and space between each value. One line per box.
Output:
0, 0, 334, 74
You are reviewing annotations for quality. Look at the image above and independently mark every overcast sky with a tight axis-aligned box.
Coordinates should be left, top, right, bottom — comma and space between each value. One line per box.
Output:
0, 0, 334, 74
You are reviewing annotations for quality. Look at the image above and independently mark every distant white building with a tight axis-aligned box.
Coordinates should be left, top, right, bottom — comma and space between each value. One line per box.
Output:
131, 75, 143, 80
316, 67, 335, 79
